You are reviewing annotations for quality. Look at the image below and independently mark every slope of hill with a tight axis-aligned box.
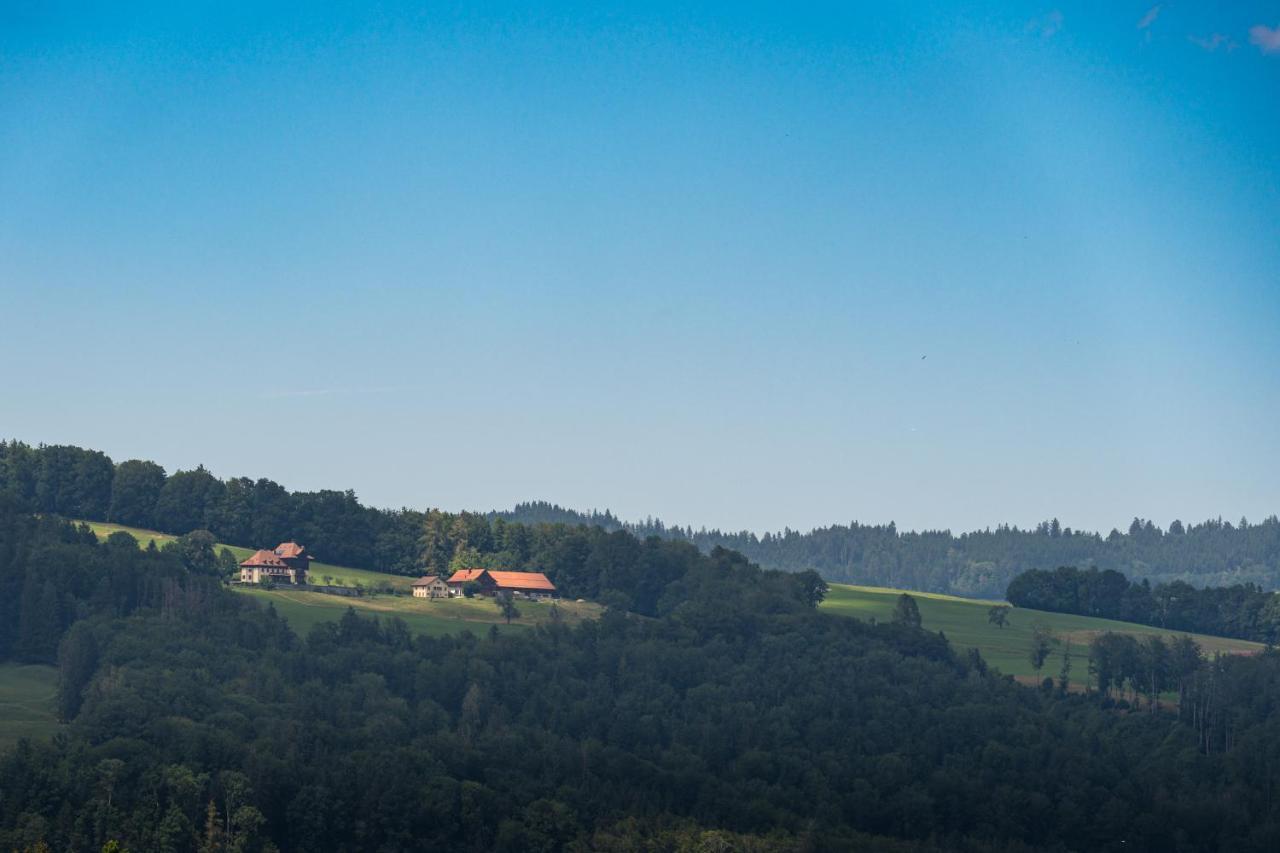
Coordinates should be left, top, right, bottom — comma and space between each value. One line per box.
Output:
80, 521, 412, 592
821, 583, 1263, 686
78, 520, 601, 637
78, 520, 1262, 676
234, 587, 599, 637
10, 502, 1280, 849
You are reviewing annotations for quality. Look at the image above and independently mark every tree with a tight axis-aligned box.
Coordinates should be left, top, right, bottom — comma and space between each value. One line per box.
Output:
17, 574, 62, 663
217, 548, 239, 579
987, 605, 1010, 629
1029, 623, 1055, 679
171, 530, 219, 576
57, 621, 99, 720
109, 460, 166, 528
1057, 640, 1073, 693
790, 570, 829, 608
495, 592, 520, 624
153, 466, 225, 535
1139, 635, 1170, 713
892, 594, 922, 629
198, 800, 224, 853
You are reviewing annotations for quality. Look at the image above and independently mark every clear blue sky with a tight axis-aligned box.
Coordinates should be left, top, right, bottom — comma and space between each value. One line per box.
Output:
2, 1, 1277, 535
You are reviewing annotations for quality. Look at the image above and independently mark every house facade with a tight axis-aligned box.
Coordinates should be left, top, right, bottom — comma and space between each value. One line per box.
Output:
239, 541, 312, 585
412, 575, 449, 599
445, 568, 557, 600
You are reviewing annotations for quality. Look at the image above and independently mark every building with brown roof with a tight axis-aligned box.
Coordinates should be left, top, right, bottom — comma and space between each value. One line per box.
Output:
411, 575, 449, 599
445, 568, 556, 600
445, 568, 495, 597
239, 541, 312, 585
487, 570, 557, 599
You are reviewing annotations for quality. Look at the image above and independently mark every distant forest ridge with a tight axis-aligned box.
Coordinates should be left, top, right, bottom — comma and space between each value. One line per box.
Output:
492, 501, 1280, 597
1, 440, 1276, 598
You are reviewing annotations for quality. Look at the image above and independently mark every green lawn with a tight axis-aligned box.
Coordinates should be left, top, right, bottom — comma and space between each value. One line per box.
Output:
0, 664, 61, 749
821, 583, 1264, 687
233, 586, 601, 638
80, 520, 180, 550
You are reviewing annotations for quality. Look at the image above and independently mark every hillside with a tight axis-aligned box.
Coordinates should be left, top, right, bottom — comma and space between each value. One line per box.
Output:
79, 520, 602, 637
80, 521, 412, 592
78, 520, 1264, 679
9, 502, 1280, 850
822, 583, 1263, 686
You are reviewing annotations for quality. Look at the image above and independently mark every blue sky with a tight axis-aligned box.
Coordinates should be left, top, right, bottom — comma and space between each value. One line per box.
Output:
2, 1, 1278, 534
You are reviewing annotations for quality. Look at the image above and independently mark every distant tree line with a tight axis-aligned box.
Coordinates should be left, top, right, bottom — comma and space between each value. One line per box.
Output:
1007, 565, 1280, 644
5, 440, 1279, 597
8, 496, 1280, 850
504, 504, 1280, 597
0, 441, 422, 573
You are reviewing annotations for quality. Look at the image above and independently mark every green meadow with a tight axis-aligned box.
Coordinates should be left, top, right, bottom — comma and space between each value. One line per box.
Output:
822, 583, 1264, 687
232, 586, 601, 638
81, 520, 180, 550
0, 664, 60, 749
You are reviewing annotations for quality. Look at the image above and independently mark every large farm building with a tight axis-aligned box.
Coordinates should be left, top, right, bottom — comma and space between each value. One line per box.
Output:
446, 568, 557, 600
239, 542, 312, 585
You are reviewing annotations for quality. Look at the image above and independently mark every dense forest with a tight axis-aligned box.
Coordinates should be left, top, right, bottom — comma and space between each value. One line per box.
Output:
1007, 565, 1280, 644
4, 440, 1279, 597
6, 498, 1280, 851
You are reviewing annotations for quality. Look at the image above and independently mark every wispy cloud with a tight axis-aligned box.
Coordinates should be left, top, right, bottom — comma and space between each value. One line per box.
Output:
1250, 24, 1280, 54
259, 386, 417, 400
1137, 5, 1162, 30
1026, 10, 1064, 39
1189, 33, 1237, 52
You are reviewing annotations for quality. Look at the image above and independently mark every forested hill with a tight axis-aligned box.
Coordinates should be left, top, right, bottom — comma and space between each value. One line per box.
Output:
500, 502, 1280, 597
3, 440, 1277, 598
10, 492, 1280, 850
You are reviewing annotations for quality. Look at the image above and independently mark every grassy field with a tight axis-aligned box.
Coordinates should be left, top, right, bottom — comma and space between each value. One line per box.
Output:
233, 586, 601, 638
822, 583, 1264, 687
0, 664, 60, 749
81, 520, 180, 550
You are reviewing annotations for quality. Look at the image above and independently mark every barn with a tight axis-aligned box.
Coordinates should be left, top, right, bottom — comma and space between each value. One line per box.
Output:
445, 568, 557, 600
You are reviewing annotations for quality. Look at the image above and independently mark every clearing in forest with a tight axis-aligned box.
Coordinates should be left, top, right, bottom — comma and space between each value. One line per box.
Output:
821, 583, 1263, 687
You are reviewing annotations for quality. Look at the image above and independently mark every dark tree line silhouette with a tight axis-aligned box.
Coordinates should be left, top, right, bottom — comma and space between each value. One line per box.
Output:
1008, 565, 1280, 643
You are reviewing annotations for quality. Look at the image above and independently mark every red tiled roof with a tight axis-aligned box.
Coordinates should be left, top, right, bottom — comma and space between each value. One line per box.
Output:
447, 569, 489, 584
240, 549, 290, 568
275, 542, 308, 559
487, 571, 556, 591
412, 575, 442, 586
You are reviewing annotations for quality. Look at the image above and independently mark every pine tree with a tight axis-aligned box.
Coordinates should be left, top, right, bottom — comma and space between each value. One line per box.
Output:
199, 800, 224, 853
